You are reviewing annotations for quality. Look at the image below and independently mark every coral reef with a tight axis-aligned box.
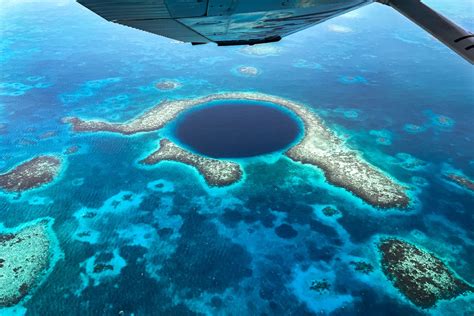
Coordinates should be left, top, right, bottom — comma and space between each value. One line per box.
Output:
0, 156, 62, 193
0, 219, 60, 307
141, 139, 243, 187
65, 92, 409, 208
379, 238, 473, 308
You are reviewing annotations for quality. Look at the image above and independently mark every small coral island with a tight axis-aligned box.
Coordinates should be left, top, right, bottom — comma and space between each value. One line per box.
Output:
155, 80, 181, 91
236, 66, 259, 76
65, 92, 409, 208
349, 261, 374, 274
0, 219, 60, 307
321, 206, 340, 217
445, 173, 474, 193
0, 156, 62, 193
141, 139, 242, 187
378, 238, 473, 308
309, 279, 330, 293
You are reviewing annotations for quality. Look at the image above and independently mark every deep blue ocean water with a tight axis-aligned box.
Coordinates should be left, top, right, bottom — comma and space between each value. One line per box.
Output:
172, 101, 302, 158
0, 0, 473, 315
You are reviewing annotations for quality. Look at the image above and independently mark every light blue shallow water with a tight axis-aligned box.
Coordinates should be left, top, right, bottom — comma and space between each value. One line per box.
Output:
0, 0, 473, 315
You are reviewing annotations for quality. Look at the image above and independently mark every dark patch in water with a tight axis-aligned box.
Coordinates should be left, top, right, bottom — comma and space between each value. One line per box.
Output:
210, 296, 223, 308
174, 101, 301, 158
274, 223, 298, 239
221, 209, 244, 227
161, 213, 253, 295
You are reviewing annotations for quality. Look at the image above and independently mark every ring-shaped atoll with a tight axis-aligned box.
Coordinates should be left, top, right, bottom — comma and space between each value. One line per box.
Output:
64, 92, 410, 209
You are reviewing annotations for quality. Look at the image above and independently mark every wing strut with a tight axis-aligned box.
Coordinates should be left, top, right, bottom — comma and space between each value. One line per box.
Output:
378, 0, 474, 64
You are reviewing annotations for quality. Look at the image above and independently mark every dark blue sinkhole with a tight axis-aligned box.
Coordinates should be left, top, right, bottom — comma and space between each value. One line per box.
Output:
172, 100, 303, 158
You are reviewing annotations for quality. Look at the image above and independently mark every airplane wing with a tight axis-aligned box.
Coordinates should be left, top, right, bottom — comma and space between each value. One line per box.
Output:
379, 0, 474, 64
77, 0, 474, 64
76, 0, 371, 45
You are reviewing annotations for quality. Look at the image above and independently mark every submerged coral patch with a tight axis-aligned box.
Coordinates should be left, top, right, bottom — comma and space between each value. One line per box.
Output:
65, 145, 80, 155
160, 213, 252, 295
146, 179, 175, 193
431, 114, 455, 129
321, 206, 341, 217
199, 56, 231, 66
403, 123, 426, 134
309, 279, 331, 293
72, 191, 144, 244
290, 265, 354, 314
411, 176, 429, 188
369, 129, 393, 146
274, 223, 298, 239
292, 59, 323, 70
424, 110, 455, 130
392, 153, 428, 171
80, 249, 126, 286
155, 80, 181, 91
333, 108, 360, 120
59, 77, 121, 105
349, 261, 373, 274
233, 66, 260, 77
338, 75, 368, 85
0, 80, 52, 97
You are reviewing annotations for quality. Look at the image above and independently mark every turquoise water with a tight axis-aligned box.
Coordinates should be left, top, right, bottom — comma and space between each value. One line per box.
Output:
0, 0, 473, 315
